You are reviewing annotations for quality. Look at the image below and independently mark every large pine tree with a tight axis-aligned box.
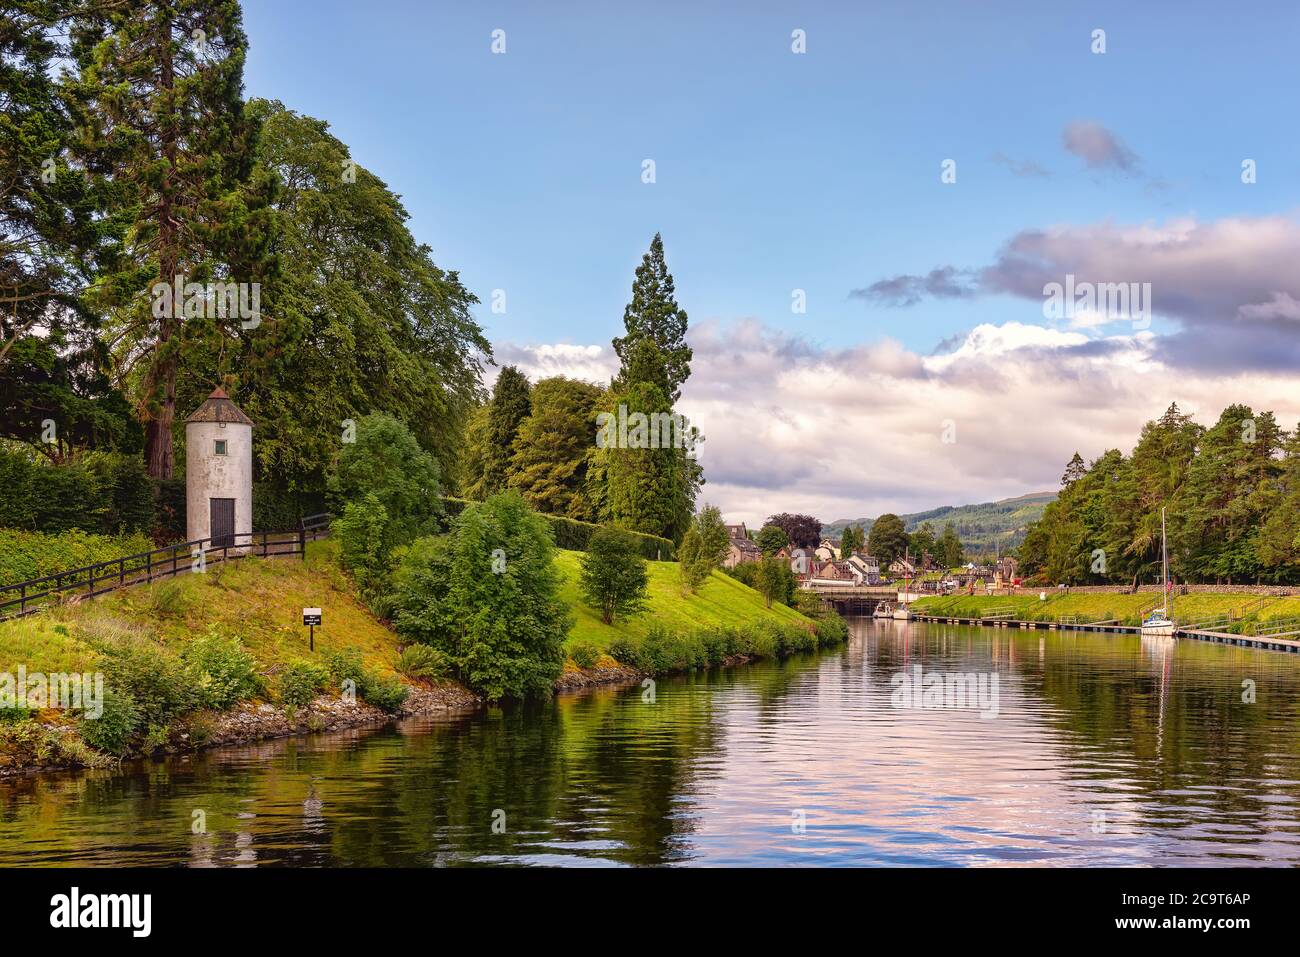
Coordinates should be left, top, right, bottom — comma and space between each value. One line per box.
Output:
612, 233, 691, 403
481, 365, 531, 494
64, 0, 270, 477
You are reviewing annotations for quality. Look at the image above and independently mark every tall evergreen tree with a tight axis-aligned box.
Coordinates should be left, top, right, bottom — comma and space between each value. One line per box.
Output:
481, 365, 531, 494
612, 233, 691, 403
508, 376, 604, 519
64, 0, 272, 477
938, 522, 964, 567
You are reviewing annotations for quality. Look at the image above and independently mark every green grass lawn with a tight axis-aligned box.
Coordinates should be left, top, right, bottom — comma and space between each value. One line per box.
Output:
0, 539, 406, 680
555, 550, 810, 650
913, 591, 1300, 628
0, 543, 811, 677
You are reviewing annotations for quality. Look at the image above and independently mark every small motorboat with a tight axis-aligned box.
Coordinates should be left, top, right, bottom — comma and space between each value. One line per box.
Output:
873, 602, 893, 619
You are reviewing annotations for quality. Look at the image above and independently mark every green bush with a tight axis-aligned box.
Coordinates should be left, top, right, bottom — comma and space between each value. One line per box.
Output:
79, 689, 139, 755
279, 660, 330, 707
392, 493, 570, 701
100, 641, 197, 730
0, 447, 156, 537
815, 612, 850, 647
606, 635, 639, 667
360, 675, 409, 713
569, 640, 600, 669
320, 647, 405, 710
335, 493, 391, 597
323, 647, 367, 690
328, 413, 442, 548
397, 643, 450, 681
182, 630, 262, 710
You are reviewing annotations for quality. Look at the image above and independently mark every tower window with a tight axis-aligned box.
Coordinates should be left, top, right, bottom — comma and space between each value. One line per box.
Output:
214, 439, 228, 456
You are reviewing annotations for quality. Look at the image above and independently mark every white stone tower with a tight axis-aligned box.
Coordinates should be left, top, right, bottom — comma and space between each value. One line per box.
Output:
185, 387, 253, 547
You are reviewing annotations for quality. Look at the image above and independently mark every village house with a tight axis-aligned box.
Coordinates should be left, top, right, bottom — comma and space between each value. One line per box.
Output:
845, 551, 882, 584
814, 539, 841, 562
888, 556, 917, 579
722, 521, 763, 569
810, 559, 867, 586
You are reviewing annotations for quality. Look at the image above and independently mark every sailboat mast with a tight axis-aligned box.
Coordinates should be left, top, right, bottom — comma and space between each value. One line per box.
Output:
1161, 507, 1170, 618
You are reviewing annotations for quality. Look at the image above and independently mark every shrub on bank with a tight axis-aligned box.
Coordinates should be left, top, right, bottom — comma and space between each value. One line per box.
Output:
182, 631, 263, 710
397, 643, 450, 681
569, 640, 600, 669
279, 660, 331, 708
323, 647, 409, 712
78, 690, 140, 756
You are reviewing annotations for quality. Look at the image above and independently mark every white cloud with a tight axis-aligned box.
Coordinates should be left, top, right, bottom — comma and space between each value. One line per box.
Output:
493, 318, 1300, 527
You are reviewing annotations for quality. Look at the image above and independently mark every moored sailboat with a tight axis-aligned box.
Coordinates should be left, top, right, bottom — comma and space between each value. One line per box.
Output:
1140, 507, 1177, 638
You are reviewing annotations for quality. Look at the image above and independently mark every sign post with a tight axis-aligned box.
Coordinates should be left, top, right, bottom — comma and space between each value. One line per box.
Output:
303, 607, 322, 651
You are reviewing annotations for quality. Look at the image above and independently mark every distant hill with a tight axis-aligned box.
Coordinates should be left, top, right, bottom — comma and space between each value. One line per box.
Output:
821, 492, 1056, 555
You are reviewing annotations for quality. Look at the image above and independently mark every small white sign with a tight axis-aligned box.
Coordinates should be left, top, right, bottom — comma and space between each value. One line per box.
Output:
303, 607, 322, 626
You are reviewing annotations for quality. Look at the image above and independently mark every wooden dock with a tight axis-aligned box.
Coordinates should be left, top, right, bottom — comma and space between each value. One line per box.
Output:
909, 614, 1300, 656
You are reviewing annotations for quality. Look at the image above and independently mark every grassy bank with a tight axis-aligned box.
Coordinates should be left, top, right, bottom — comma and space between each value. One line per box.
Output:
913, 592, 1300, 629
553, 548, 845, 675
0, 540, 843, 772
555, 550, 808, 648
0, 541, 454, 772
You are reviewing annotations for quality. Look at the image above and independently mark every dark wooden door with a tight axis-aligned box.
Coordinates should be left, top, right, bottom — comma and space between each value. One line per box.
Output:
210, 498, 235, 547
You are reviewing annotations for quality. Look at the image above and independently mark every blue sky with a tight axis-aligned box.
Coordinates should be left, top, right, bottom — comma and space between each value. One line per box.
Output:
243, 0, 1300, 354
242, 1, 1300, 523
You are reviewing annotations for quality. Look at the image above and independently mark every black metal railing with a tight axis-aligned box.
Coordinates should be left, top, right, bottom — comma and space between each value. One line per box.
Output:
0, 514, 333, 622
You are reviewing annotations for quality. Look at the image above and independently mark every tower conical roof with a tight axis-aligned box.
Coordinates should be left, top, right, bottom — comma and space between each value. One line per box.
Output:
185, 387, 253, 426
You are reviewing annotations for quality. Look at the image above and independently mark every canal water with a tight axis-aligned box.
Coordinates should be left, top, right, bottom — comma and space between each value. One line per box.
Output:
3, 619, 1300, 867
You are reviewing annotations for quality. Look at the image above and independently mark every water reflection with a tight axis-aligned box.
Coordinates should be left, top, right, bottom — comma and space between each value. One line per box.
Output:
2, 619, 1299, 866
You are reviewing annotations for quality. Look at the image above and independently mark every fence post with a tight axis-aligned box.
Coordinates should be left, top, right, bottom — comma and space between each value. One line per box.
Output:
146, 551, 152, 584
299, 525, 306, 560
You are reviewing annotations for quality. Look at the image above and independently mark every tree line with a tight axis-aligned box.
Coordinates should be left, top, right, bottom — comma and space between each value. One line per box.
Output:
2, 1, 488, 523
1019, 403, 1300, 585
456, 233, 702, 544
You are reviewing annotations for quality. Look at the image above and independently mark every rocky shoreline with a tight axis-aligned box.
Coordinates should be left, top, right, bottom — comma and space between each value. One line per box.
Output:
0, 660, 658, 779
0, 652, 787, 778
